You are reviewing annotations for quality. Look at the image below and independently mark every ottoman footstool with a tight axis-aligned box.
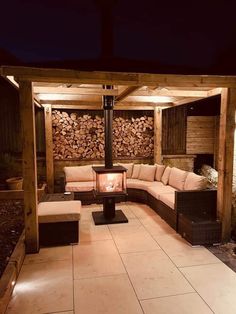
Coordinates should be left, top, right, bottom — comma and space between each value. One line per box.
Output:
178, 212, 221, 246
38, 200, 81, 246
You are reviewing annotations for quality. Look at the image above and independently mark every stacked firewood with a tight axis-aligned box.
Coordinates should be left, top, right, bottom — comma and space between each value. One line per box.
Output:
52, 110, 154, 160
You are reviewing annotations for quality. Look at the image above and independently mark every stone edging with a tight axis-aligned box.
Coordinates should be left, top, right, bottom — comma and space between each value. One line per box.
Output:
0, 231, 25, 314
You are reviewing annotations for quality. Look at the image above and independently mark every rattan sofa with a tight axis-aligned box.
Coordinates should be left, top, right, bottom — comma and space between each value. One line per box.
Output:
63, 163, 217, 232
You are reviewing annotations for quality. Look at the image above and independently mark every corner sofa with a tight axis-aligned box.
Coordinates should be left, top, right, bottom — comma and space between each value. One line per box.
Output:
63, 163, 217, 231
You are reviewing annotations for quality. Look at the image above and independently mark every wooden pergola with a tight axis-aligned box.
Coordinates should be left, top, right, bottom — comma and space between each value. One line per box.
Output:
0, 65, 235, 253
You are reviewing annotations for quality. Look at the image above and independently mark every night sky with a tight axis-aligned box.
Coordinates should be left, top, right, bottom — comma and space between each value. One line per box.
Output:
1, 0, 236, 73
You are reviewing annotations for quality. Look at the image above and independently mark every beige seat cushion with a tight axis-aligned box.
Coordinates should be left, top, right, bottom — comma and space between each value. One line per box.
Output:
38, 201, 81, 223
138, 164, 156, 182
155, 164, 166, 181
118, 163, 134, 178
65, 181, 94, 192
127, 178, 153, 191
184, 172, 208, 190
161, 166, 172, 185
131, 164, 141, 179
147, 182, 177, 200
168, 167, 188, 190
159, 192, 175, 209
64, 165, 93, 182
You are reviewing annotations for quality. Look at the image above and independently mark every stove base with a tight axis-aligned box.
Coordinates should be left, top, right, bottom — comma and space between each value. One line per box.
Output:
92, 210, 128, 225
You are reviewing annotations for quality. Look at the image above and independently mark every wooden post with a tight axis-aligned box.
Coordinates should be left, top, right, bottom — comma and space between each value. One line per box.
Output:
154, 107, 162, 164
44, 104, 54, 193
217, 88, 236, 242
19, 80, 39, 253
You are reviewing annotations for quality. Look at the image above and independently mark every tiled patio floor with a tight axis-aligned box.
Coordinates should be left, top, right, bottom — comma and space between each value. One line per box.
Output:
6, 202, 236, 314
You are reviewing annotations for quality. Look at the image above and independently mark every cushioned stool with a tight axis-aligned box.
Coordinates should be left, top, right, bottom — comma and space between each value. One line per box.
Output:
38, 200, 81, 246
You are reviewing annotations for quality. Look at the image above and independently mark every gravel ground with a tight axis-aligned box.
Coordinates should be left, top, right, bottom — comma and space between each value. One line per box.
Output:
0, 200, 24, 277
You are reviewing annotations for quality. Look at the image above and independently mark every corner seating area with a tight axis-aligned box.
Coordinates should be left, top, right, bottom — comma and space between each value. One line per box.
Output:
64, 163, 221, 245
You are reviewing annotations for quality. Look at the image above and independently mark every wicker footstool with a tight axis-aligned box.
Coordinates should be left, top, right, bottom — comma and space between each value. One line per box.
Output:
38, 200, 81, 246
178, 212, 221, 246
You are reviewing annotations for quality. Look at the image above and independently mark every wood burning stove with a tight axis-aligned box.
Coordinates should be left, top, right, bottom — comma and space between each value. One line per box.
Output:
93, 166, 127, 196
92, 86, 128, 225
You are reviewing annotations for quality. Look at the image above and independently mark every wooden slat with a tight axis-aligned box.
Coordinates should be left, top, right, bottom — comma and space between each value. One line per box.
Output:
19, 80, 39, 253
3, 66, 236, 87
186, 116, 216, 154
162, 106, 186, 154
44, 104, 54, 193
217, 88, 236, 242
154, 107, 162, 163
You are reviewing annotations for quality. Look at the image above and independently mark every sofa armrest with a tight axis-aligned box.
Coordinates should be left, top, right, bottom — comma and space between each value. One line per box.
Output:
175, 189, 217, 216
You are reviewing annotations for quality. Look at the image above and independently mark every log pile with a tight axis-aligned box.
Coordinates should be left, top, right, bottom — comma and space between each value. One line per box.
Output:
52, 110, 154, 160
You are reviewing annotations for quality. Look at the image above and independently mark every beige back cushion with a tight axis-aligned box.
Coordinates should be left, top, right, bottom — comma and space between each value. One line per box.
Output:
161, 166, 171, 185
155, 164, 166, 181
132, 164, 141, 179
118, 163, 134, 178
64, 165, 93, 182
184, 172, 208, 190
138, 164, 156, 182
168, 167, 188, 190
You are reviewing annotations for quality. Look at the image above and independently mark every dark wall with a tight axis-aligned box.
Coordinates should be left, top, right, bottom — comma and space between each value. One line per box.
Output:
162, 96, 221, 155
0, 77, 21, 153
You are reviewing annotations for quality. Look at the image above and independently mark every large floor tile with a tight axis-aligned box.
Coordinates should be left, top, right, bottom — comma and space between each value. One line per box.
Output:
127, 203, 156, 218
73, 240, 126, 279
6, 260, 73, 314
113, 228, 160, 253
80, 204, 102, 221
24, 245, 72, 265
140, 215, 176, 236
154, 234, 221, 267
115, 204, 136, 219
141, 293, 213, 314
121, 250, 194, 300
74, 274, 143, 314
108, 218, 143, 237
180, 263, 236, 314
80, 220, 112, 242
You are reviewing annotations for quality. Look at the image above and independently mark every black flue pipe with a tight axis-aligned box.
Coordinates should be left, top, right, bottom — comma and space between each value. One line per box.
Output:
103, 85, 114, 169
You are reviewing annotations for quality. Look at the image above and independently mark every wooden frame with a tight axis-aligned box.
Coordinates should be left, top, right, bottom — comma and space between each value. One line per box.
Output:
1, 65, 235, 248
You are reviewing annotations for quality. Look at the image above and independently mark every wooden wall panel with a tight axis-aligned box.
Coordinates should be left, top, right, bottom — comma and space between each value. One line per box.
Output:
186, 116, 217, 154
162, 106, 186, 155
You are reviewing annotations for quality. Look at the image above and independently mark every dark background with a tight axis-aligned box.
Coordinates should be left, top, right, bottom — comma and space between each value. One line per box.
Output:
1, 0, 236, 74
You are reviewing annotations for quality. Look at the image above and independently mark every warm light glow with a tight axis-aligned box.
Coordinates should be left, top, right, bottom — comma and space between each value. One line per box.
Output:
11, 280, 16, 286
97, 173, 123, 193
128, 96, 174, 103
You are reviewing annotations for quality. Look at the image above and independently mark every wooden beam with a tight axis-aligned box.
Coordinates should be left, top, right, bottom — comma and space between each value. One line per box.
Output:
51, 104, 157, 110
133, 89, 209, 97
38, 94, 101, 102
44, 104, 54, 193
217, 88, 236, 242
2, 66, 236, 87
154, 107, 162, 164
207, 87, 222, 97
34, 86, 118, 96
19, 80, 39, 253
5, 75, 42, 108
173, 97, 205, 106
115, 86, 141, 102
42, 100, 171, 107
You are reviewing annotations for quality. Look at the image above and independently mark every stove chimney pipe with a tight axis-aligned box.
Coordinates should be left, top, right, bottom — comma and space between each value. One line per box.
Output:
103, 85, 114, 168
